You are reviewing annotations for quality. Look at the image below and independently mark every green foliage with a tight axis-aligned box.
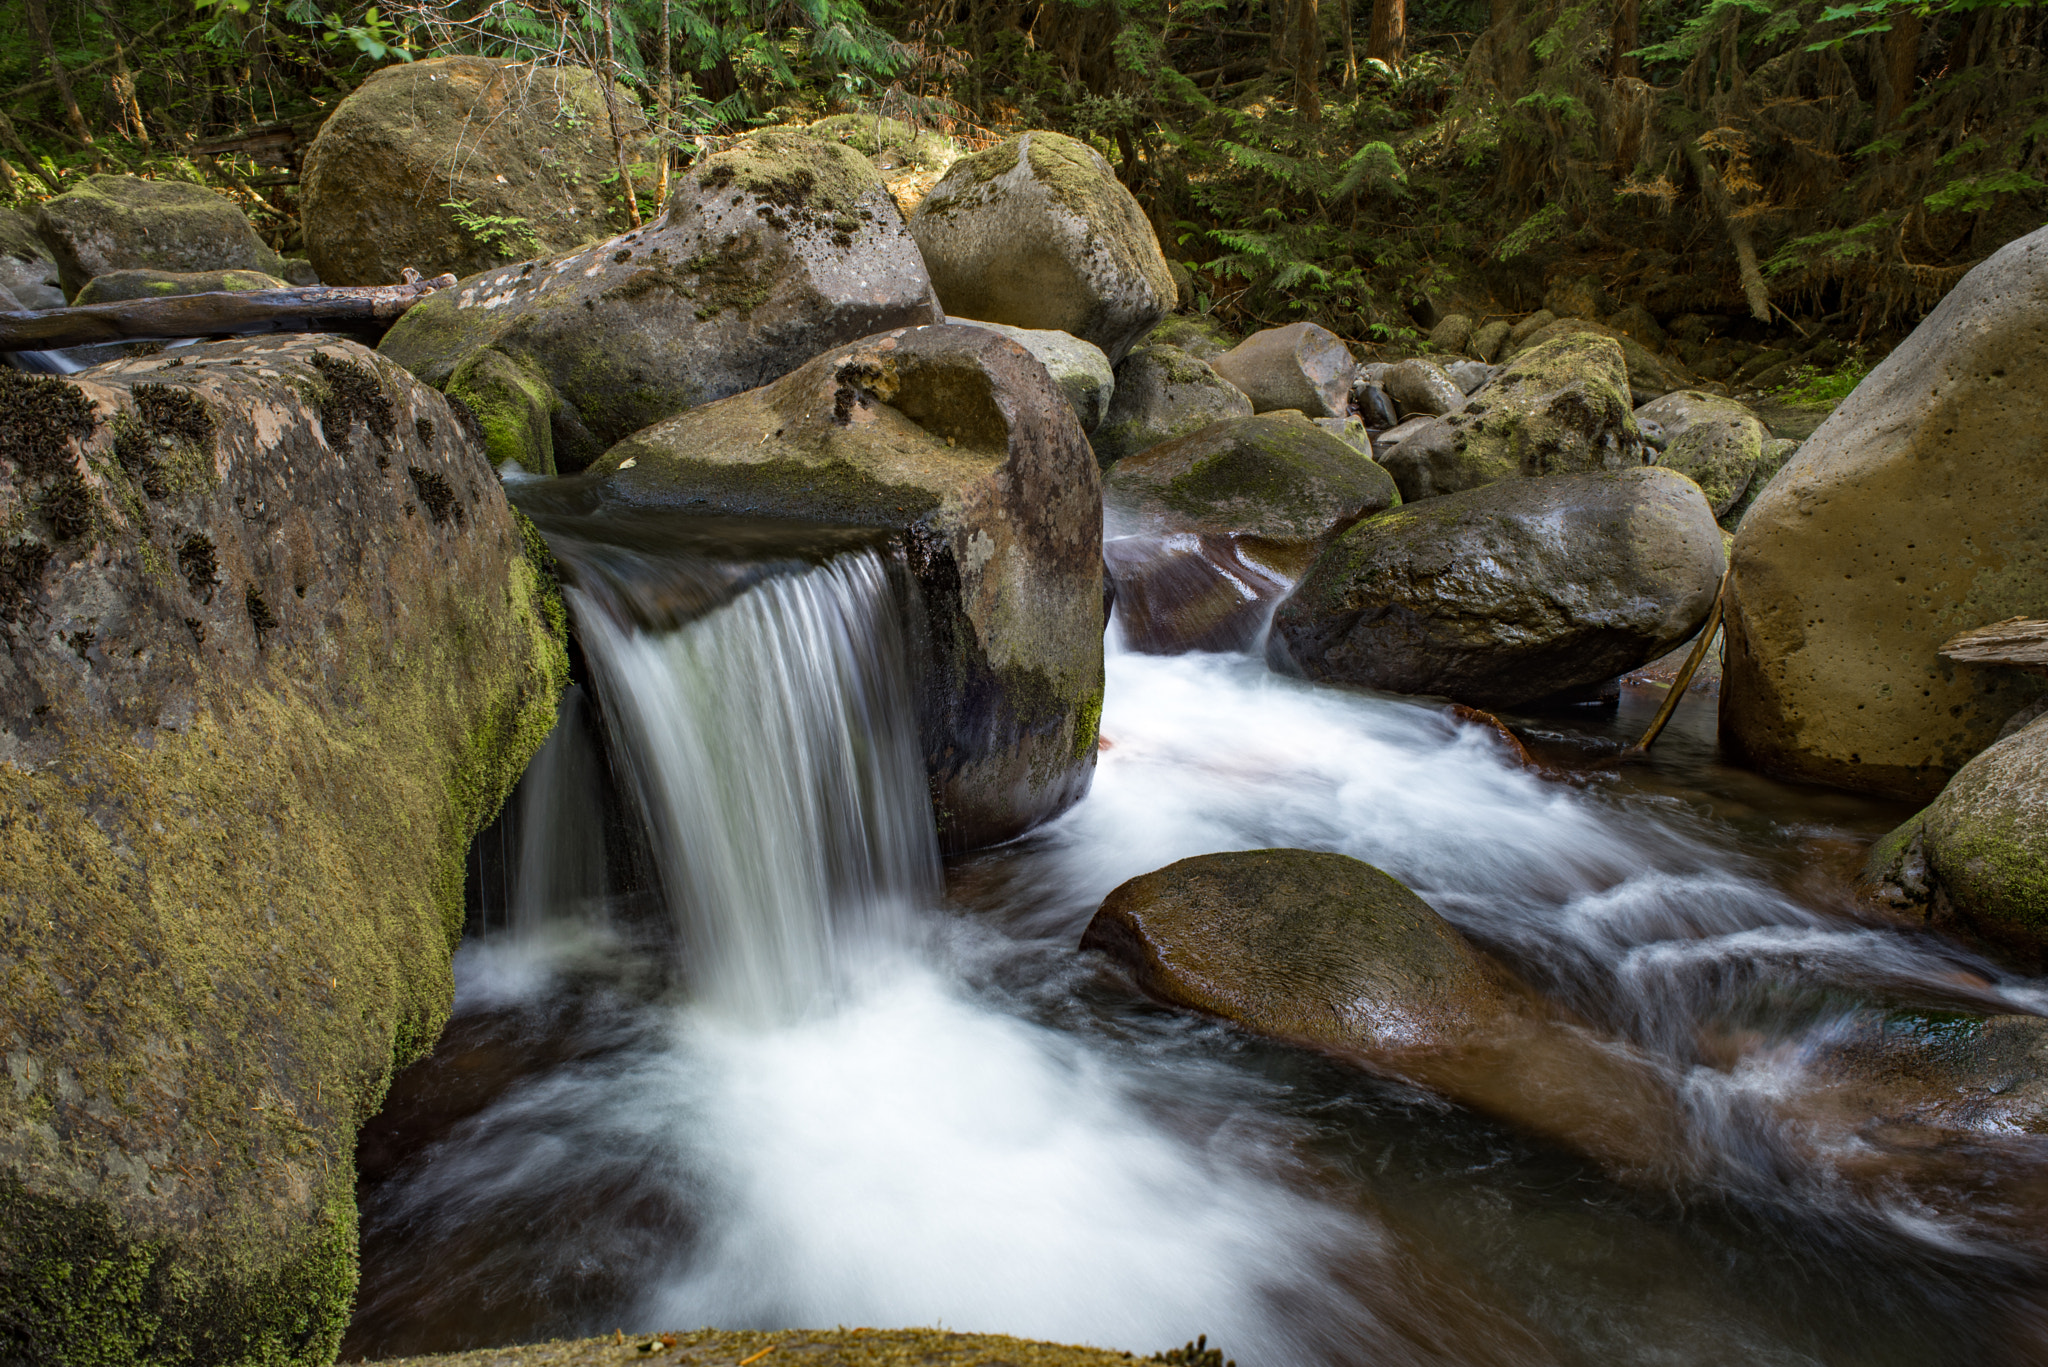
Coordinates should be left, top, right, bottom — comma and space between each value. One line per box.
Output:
441, 199, 542, 258
1775, 354, 1871, 404
1923, 169, 2048, 213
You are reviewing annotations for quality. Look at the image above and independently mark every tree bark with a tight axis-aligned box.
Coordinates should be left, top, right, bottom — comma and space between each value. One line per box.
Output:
1368, 0, 1406, 66
1882, 11, 1923, 124
1607, 0, 1639, 79
599, 0, 643, 228
0, 277, 458, 352
0, 107, 61, 194
1294, 0, 1323, 121
1685, 139, 1770, 323
24, 0, 92, 146
656, 0, 673, 209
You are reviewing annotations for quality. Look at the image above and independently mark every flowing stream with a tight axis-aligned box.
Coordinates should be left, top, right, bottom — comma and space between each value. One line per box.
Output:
344, 513, 2048, 1367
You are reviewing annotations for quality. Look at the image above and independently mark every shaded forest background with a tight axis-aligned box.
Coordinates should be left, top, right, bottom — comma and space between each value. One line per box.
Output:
2, 0, 2045, 356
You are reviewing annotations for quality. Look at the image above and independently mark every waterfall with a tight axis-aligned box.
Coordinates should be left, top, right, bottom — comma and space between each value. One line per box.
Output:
570, 548, 940, 1022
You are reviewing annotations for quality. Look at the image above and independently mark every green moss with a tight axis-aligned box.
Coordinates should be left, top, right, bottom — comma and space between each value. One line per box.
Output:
447, 347, 558, 475
1023, 131, 1118, 222
695, 131, 876, 220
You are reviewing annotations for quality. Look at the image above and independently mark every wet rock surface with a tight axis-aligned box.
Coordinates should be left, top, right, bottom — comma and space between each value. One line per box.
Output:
1383, 357, 1467, 419
301, 57, 644, 287
0, 337, 566, 1362
909, 131, 1175, 364
34, 174, 285, 297
1208, 321, 1357, 418
378, 131, 941, 472
590, 322, 1102, 850
1270, 467, 1724, 708
1722, 226, 2048, 798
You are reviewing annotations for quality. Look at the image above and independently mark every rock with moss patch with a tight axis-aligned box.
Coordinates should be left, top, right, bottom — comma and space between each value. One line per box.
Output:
1375, 332, 1647, 502
952, 318, 1113, 431
301, 57, 646, 287
1509, 317, 1694, 402
1208, 322, 1357, 419
1383, 358, 1467, 419
34, 175, 285, 298
593, 323, 1100, 849
1270, 467, 1723, 708
379, 131, 941, 471
1468, 320, 1511, 364
0, 336, 566, 1365
1427, 313, 1475, 354
72, 267, 287, 305
908, 131, 1175, 365
1634, 389, 1767, 518
1102, 413, 1396, 654
1864, 715, 2048, 960
1143, 313, 1235, 359
806, 113, 958, 215
0, 208, 63, 310
1090, 341, 1252, 466
1719, 435, 1797, 529
1506, 309, 1557, 348
448, 345, 561, 475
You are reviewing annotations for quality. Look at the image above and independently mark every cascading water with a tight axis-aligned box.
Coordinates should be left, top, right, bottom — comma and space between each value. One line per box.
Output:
348, 514, 2048, 1367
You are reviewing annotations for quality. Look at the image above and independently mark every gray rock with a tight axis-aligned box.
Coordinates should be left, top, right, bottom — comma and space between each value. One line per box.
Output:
1209, 321, 1357, 418
0, 208, 63, 309
1383, 357, 1467, 418
1091, 342, 1252, 466
0, 338, 565, 1361
1313, 416, 1373, 455
1505, 309, 1557, 349
1606, 302, 1668, 351
1270, 466, 1725, 708
35, 174, 285, 297
1427, 313, 1476, 354
955, 318, 1114, 432
593, 323, 1102, 851
1510, 317, 1694, 403
1639, 391, 1768, 518
379, 131, 941, 472
1375, 331, 1647, 503
1722, 226, 2048, 798
1374, 414, 1437, 450
1468, 320, 1511, 363
909, 131, 1175, 365
1144, 313, 1235, 359
1445, 359, 1496, 395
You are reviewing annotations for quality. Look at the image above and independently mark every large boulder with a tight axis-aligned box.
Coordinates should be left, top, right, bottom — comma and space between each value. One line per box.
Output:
0, 338, 566, 1362
34, 175, 284, 298
1102, 413, 1398, 653
952, 319, 1113, 431
1635, 390, 1768, 518
1270, 467, 1724, 708
1089, 341, 1252, 466
1508, 317, 1694, 403
379, 131, 941, 474
1207, 322, 1356, 418
1382, 357, 1466, 419
1865, 714, 2048, 960
1374, 331, 1647, 503
1721, 229, 2048, 798
0, 208, 63, 309
72, 266, 286, 305
908, 131, 1175, 365
593, 323, 1101, 850
301, 56, 644, 288
806, 113, 958, 215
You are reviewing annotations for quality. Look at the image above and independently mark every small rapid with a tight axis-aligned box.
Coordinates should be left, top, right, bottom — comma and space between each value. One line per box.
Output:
347, 534, 2048, 1367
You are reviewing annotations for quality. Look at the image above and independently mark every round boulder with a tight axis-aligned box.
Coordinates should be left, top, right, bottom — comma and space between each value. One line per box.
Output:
593, 323, 1101, 850
909, 130, 1175, 365
1208, 321, 1357, 418
301, 56, 644, 287
73, 267, 286, 305
1637, 391, 1768, 518
1089, 341, 1252, 466
34, 174, 284, 297
0, 208, 63, 309
1383, 357, 1467, 419
1270, 467, 1724, 708
1722, 226, 2048, 798
952, 318, 1113, 431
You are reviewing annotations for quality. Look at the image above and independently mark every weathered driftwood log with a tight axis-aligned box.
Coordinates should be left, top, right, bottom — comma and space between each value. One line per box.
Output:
1939, 617, 2048, 675
0, 272, 457, 351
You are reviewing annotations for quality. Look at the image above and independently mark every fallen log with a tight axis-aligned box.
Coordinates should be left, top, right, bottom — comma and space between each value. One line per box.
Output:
0, 273, 458, 353
1938, 616, 2048, 676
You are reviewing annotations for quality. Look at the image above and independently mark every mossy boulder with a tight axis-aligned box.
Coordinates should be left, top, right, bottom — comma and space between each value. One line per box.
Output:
446, 346, 561, 476
592, 323, 1100, 850
1374, 331, 1647, 503
909, 131, 1175, 365
951, 319, 1113, 431
34, 175, 285, 298
73, 267, 287, 305
1270, 467, 1724, 708
0, 337, 567, 1364
379, 131, 941, 472
806, 113, 958, 215
0, 208, 63, 310
301, 57, 645, 287
1634, 390, 1767, 518
1508, 317, 1694, 402
1143, 313, 1236, 359
1208, 322, 1356, 418
1090, 341, 1252, 466
1722, 227, 2048, 799
1864, 715, 2048, 960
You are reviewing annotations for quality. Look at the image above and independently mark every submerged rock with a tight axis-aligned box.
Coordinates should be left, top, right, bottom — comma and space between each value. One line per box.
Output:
1270, 467, 1724, 708
379, 131, 941, 472
1208, 322, 1357, 418
952, 319, 1113, 431
301, 56, 643, 287
35, 174, 284, 297
1722, 227, 2048, 798
72, 266, 286, 305
1374, 331, 1646, 502
593, 323, 1101, 850
1090, 342, 1252, 466
909, 131, 1175, 364
0, 338, 566, 1362
0, 208, 64, 309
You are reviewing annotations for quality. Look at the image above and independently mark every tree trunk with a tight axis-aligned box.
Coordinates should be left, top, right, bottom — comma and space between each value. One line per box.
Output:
1882, 11, 1923, 124
0, 276, 459, 352
656, 0, 673, 210
0, 107, 61, 193
1607, 0, 1638, 79
598, 0, 643, 229
1339, 0, 1358, 86
1368, 0, 1405, 66
24, 0, 92, 146
1294, 0, 1323, 121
